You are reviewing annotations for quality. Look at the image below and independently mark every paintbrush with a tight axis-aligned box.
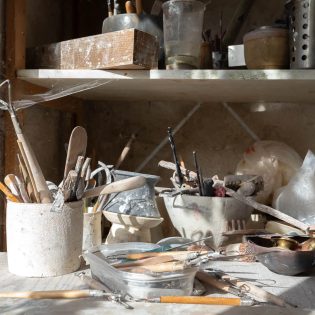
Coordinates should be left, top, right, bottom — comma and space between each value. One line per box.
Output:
115, 133, 136, 169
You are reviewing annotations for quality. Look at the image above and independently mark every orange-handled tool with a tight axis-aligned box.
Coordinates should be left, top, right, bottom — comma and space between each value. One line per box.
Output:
0, 182, 21, 202
157, 296, 255, 306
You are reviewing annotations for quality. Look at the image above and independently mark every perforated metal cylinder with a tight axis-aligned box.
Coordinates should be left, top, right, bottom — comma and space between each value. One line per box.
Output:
287, 0, 315, 68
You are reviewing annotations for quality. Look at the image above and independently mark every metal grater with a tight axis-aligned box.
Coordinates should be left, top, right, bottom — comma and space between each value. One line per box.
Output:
287, 0, 315, 68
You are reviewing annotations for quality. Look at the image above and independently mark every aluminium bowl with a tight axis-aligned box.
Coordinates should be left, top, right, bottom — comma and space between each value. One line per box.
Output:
256, 250, 315, 276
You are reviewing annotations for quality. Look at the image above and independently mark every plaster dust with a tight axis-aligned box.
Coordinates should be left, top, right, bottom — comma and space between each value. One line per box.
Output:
1, 251, 315, 314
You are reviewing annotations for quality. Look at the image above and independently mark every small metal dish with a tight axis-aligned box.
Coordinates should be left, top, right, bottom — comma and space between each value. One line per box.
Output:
256, 250, 315, 276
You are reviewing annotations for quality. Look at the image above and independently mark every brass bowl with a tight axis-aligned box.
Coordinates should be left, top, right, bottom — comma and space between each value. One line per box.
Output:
274, 237, 300, 250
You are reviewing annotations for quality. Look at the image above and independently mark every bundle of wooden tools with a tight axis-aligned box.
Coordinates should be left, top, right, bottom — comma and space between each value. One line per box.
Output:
0, 80, 144, 209
0, 80, 53, 204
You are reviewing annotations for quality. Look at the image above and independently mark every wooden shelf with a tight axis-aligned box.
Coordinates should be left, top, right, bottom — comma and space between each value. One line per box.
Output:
17, 69, 315, 103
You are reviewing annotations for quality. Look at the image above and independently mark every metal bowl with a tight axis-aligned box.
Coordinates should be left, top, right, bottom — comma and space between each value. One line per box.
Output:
256, 250, 315, 276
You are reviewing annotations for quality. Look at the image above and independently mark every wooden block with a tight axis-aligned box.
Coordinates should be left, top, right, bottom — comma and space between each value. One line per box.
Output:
26, 29, 159, 70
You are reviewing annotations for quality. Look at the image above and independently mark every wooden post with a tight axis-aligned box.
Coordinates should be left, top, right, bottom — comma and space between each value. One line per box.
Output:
0, 0, 27, 251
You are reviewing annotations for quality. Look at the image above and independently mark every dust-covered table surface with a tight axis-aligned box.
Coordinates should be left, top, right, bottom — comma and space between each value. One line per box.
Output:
1, 252, 315, 315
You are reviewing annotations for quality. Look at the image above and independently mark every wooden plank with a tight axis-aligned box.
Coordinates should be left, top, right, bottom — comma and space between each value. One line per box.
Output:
2, 0, 27, 251
26, 29, 159, 70
17, 69, 315, 103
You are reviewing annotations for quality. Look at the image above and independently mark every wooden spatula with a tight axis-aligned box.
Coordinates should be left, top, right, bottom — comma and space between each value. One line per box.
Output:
64, 126, 87, 179
4, 174, 20, 197
83, 176, 146, 200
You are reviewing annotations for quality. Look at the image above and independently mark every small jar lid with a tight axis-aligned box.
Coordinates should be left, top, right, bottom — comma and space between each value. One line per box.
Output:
244, 26, 289, 42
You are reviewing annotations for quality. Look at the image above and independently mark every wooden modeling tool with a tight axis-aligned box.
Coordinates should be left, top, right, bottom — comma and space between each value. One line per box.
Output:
63, 126, 87, 179
0, 182, 21, 202
3, 81, 51, 203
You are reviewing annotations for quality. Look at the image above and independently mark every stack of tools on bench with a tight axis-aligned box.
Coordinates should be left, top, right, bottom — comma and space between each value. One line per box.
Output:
158, 126, 265, 249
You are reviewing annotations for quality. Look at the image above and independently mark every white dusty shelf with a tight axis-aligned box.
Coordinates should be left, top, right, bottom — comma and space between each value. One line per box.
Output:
17, 69, 315, 103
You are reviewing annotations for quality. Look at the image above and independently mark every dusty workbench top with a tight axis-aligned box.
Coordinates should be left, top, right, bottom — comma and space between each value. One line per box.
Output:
1, 252, 315, 314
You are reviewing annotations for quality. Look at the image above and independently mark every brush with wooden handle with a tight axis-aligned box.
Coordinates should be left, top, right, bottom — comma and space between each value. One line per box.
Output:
219, 272, 297, 308
154, 296, 255, 306
125, 0, 136, 13
4, 81, 52, 203
115, 133, 136, 169
17, 140, 41, 202
135, 0, 143, 15
117, 250, 208, 261
196, 271, 296, 308
128, 261, 187, 273
0, 290, 111, 299
114, 255, 176, 269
